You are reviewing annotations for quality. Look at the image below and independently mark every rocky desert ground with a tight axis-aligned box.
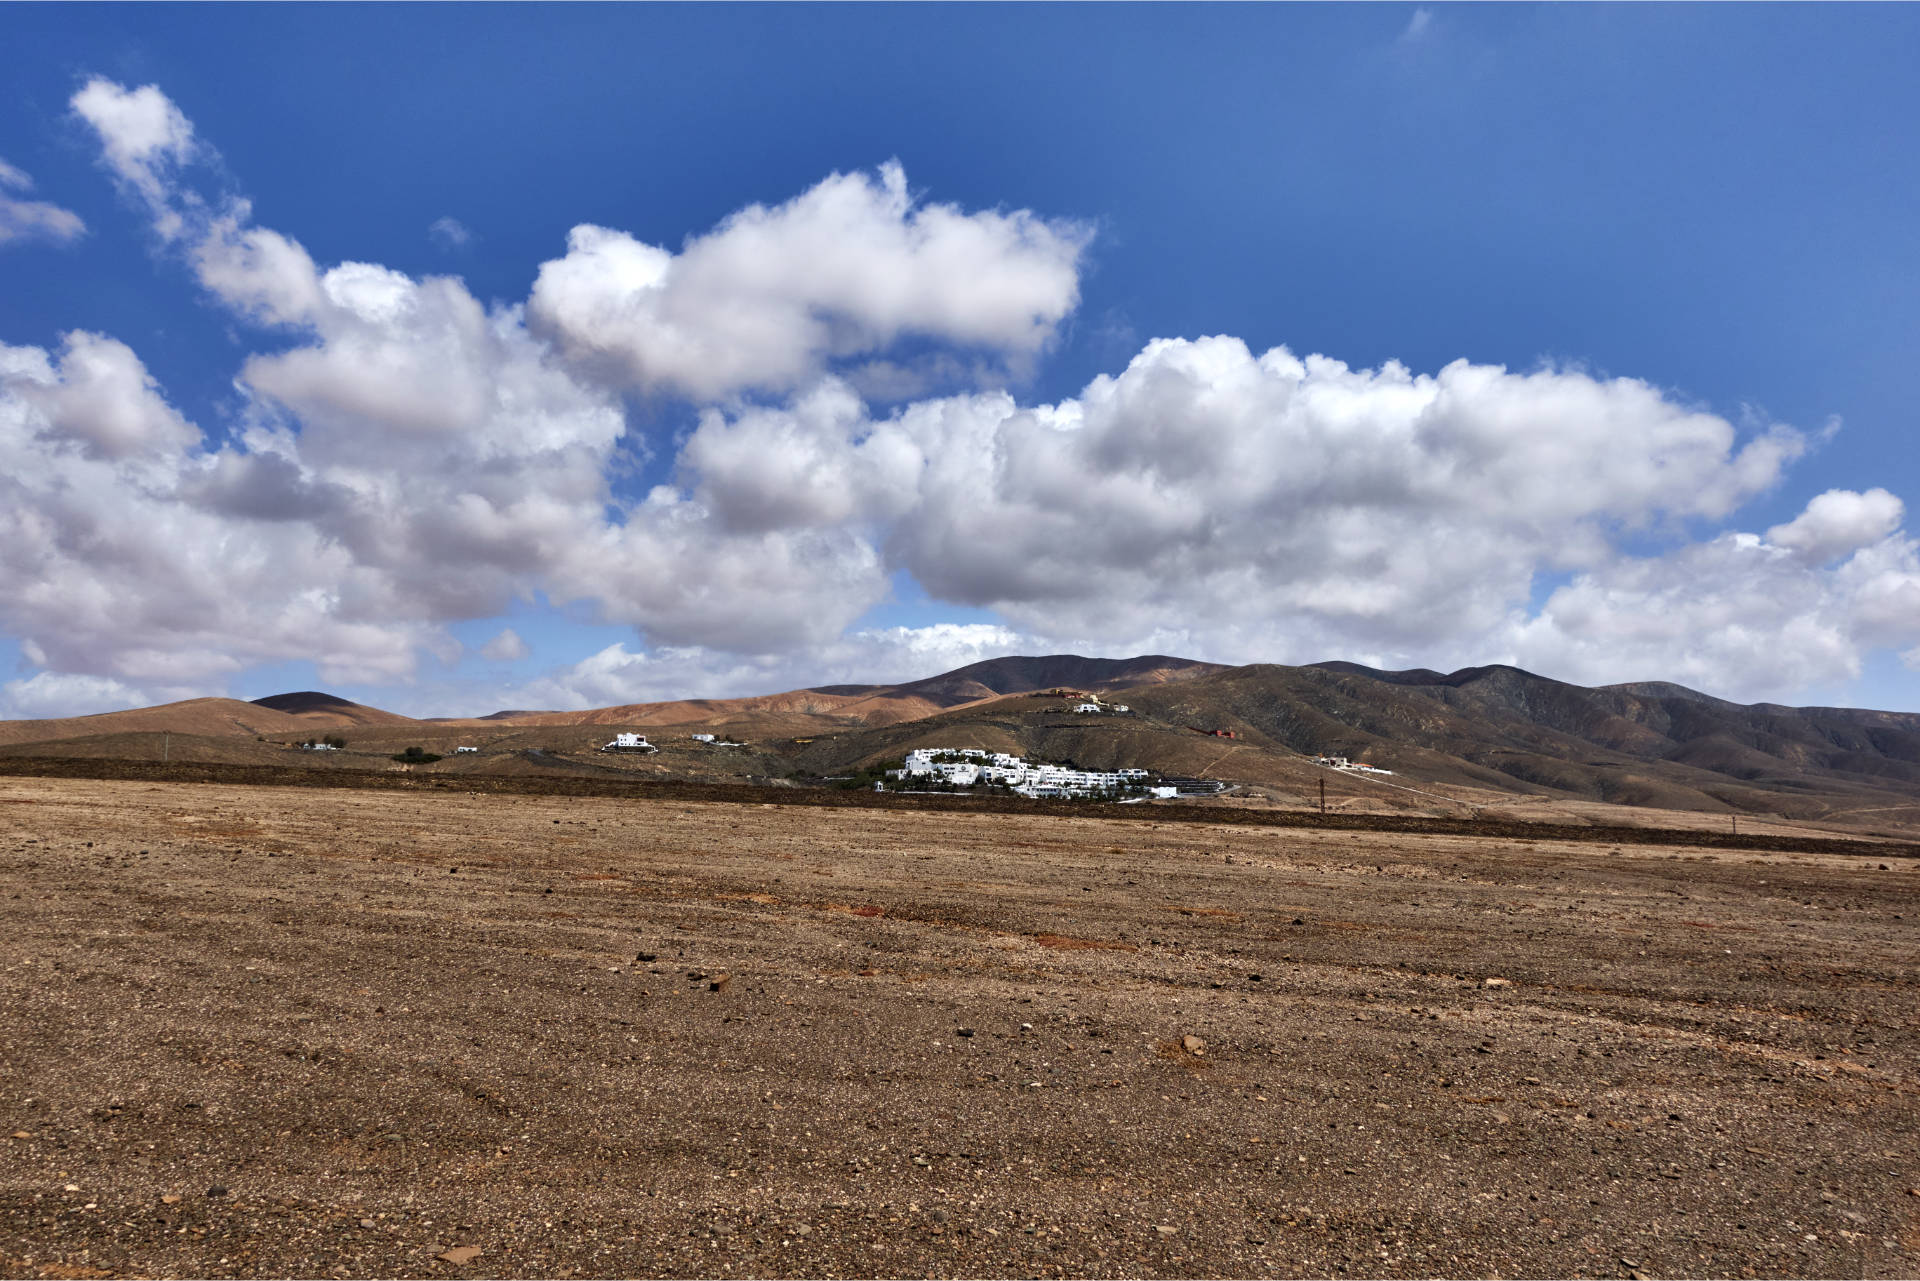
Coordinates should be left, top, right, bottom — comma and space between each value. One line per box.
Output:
2, 775, 1917, 1279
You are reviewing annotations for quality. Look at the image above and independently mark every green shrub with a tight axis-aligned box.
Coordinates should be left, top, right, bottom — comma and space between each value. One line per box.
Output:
392, 746, 442, 764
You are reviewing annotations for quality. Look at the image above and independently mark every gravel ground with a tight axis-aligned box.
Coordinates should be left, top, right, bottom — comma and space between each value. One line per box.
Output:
2, 777, 1916, 1279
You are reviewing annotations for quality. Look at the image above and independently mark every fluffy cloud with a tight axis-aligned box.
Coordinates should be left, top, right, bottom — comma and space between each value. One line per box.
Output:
69, 80, 196, 237
528, 160, 1090, 400
1765, 487, 1904, 564
0, 159, 85, 247
0, 335, 445, 694
669, 336, 1808, 671
1510, 501, 1920, 699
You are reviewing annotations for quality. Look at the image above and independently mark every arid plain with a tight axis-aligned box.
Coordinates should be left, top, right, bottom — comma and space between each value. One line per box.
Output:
3, 776, 1917, 1280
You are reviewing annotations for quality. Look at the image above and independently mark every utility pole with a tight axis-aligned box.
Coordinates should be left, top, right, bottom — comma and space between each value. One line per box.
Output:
162, 732, 169, 764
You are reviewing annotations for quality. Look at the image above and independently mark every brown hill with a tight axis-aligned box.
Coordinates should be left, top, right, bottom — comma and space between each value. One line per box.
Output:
466, 653, 1228, 732
0, 697, 319, 749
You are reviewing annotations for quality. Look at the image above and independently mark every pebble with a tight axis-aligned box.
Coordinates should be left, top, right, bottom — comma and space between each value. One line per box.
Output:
1482, 977, 1512, 989
956, 1028, 974, 1037
437, 1246, 482, 1265
1155, 1225, 1178, 1236
794, 1223, 812, 1236
1182, 1035, 1207, 1056
207, 1185, 229, 1197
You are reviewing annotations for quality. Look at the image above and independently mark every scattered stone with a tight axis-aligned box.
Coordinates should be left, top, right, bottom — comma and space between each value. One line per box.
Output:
1291, 918, 1305, 926
9, 1131, 28, 1140
207, 1185, 229, 1197
1020, 1022, 1033, 1032
793, 1223, 812, 1236
912, 1155, 931, 1166
360, 1218, 377, 1229
63, 1183, 80, 1193
1182, 1035, 1206, 1056
708, 973, 731, 993
637, 952, 656, 963
1482, 977, 1512, 989
161, 1194, 182, 1205
437, 1246, 482, 1265
956, 1028, 974, 1037
1155, 1225, 1178, 1236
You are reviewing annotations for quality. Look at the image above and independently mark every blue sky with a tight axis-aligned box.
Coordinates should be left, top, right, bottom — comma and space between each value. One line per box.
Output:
3, 4, 1919, 717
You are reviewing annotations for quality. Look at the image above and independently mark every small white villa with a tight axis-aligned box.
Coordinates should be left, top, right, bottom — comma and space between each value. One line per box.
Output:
601, 732, 656, 753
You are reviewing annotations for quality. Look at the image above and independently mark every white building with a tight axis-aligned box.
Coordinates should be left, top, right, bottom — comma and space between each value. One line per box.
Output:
601, 732, 655, 752
453, 746, 479, 754
691, 733, 716, 743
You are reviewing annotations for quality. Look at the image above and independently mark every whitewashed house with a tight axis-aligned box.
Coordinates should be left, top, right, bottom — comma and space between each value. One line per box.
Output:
601, 732, 655, 752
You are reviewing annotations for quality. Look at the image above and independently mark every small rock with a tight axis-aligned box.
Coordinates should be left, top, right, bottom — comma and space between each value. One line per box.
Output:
708, 974, 731, 993
63, 1183, 80, 1193
161, 1194, 182, 1205
360, 1218, 377, 1229
1020, 1022, 1033, 1032
1290, 918, 1305, 926
912, 1155, 931, 1166
793, 1223, 812, 1236
1182, 1035, 1207, 1056
206, 1186, 229, 1197
9, 1131, 28, 1140
1154, 1224, 1178, 1236
1482, 977, 1512, 989
437, 1246, 482, 1265
637, 952, 656, 962
956, 1028, 974, 1037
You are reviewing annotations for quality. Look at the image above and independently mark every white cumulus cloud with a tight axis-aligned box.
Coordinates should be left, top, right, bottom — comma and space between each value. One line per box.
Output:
528, 160, 1090, 401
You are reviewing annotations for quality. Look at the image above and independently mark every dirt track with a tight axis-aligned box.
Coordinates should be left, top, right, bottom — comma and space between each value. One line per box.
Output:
3, 777, 1918, 1279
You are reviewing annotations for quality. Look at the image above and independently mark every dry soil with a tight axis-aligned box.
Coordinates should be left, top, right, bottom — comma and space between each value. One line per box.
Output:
2, 777, 1917, 1279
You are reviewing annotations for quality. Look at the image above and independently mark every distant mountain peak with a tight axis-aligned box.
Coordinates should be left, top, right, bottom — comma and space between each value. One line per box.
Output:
250, 691, 362, 713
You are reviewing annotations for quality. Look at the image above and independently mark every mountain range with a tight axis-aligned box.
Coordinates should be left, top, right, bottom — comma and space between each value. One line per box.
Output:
3, 655, 1916, 834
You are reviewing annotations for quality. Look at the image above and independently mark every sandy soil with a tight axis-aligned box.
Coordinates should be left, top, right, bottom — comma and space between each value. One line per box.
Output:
2, 777, 1917, 1279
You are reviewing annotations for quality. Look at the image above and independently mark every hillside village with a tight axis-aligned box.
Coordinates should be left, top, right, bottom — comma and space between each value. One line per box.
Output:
886, 747, 1223, 800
